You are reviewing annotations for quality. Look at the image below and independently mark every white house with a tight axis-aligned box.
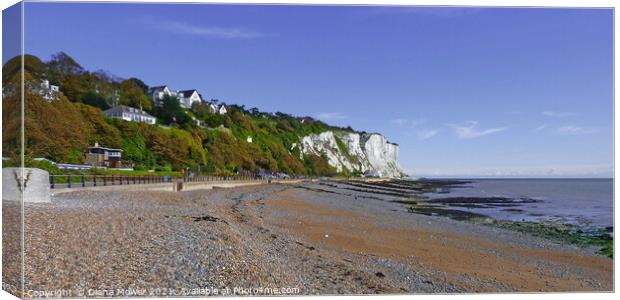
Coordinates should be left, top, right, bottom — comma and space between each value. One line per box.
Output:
208, 102, 219, 113
204, 101, 227, 115
148, 85, 183, 107
149, 85, 205, 109
179, 89, 202, 109
148, 84, 227, 114
102, 105, 156, 125
217, 104, 227, 115
38, 79, 60, 101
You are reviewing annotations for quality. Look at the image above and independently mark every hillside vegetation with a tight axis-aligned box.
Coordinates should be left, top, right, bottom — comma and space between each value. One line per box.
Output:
2, 53, 358, 176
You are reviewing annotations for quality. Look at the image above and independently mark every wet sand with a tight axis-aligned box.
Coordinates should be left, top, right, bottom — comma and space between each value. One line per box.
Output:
2, 180, 613, 296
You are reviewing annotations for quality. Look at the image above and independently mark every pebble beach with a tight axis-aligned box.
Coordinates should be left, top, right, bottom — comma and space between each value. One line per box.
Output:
2, 180, 613, 297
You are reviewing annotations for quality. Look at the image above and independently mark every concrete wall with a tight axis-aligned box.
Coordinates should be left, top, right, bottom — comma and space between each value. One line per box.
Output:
2, 168, 51, 203
51, 179, 305, 195
51, 182, 176, 195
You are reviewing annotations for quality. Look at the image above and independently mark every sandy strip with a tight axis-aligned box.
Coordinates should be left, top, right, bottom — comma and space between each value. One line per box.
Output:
262, 188, 612, 292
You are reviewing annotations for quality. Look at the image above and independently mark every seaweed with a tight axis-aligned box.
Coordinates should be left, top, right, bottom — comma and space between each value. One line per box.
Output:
407, 205, 490, 221
468, 218, 613, 259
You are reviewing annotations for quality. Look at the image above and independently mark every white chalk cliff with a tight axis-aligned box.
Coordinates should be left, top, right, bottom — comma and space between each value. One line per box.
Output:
300, 131, 405, 178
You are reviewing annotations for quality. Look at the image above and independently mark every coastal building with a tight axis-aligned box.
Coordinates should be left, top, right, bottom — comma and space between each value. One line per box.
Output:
102, 105, 156, 124
37, 79, 60, 101
147, 85, 226, 113
148, 85, 178, 107
299, 116, 315, 124
84, 142, 123, 168
207, 102, 218, 112
217, 104, 227, 115
14, 78, 60, 101
204, 101, 227, 115
179, 89, 202, 109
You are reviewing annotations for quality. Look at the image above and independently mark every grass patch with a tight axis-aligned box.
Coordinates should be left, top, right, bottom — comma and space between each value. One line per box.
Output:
333, 134, 359, 165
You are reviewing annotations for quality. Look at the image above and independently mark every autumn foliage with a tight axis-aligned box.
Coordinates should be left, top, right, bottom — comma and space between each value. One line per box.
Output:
2, 53, 347, 176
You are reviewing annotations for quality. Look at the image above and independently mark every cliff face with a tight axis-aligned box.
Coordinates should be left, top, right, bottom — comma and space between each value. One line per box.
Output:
300, 131, 405, 178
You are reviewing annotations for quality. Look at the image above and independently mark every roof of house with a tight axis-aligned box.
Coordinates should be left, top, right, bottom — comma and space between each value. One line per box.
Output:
102, 105, 155, 118
147, 85, 167, 93
87, 146, 123, 152
179, 89, 199, 98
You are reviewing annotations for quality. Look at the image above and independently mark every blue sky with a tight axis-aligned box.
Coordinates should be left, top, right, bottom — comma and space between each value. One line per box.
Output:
13, 3, 614, 177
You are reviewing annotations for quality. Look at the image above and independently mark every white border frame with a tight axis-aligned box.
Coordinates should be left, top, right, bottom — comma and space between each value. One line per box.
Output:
0, 1, 616, 300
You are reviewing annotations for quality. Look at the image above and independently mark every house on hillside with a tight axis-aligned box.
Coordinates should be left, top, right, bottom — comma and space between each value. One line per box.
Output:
148, 85, 179, 107
37, 79, 60, 101
217, 104, 227, 115
102, 105, 156, 124
204, 101, 227, 115
179, 89, 202, 109
207, 102, 219, 113
14, 78, 59, 101
149, 85, 206, 109
147, 84, 226, 113
299, 116, 315, 124
84, 142, 123, 168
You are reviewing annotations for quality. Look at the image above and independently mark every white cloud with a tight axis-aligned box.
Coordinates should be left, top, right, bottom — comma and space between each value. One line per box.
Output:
147, 19, 274, 39
543, 111, 577, 117
315, 112, 347, 120
360, 7, 483, 18
391, 118, 424, 128
556, 125, 596, 135
447, 121, 507, 139
391, 118, 409, 126
534, 124, 548, 132
416, 129, 439, 140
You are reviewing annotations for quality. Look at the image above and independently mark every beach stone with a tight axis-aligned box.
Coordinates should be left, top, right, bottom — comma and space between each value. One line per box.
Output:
2, 167, 51, 203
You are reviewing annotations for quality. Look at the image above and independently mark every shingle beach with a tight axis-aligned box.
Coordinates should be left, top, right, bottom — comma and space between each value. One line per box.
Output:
2, 180, 613, 297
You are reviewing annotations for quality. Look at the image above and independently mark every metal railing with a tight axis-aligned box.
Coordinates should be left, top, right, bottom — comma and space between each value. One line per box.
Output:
50, 174, 298, 189
49, 174, 174, 189
182, 175, 258, 182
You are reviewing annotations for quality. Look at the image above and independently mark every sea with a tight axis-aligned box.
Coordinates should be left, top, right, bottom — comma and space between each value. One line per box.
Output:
425, 178, 613, 229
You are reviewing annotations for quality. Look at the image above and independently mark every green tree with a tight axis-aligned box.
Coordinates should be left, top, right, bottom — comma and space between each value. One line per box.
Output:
82, 91, 110, 110
154, 94, 189, 125
121, 133, 155, 170
92, 70, 122, 106
191, 102, 212, 120
2, 54, 46, 84
119, 79, 151, 111
59, 73, 87, 102
127, 77, 149, 94
46, 52, 84, 84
